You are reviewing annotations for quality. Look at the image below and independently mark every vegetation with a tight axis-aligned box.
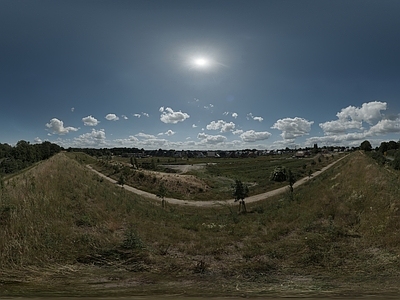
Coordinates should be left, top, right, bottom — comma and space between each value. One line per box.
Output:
2, 149, 400, 296
232, 179, 249, 213
0, 140, 61, 175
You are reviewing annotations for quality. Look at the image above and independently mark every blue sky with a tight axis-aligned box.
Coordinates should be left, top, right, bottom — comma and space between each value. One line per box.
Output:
2, 0, 400, 150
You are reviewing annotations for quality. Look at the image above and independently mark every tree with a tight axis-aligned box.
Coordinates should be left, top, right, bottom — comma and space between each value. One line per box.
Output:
117, 174, 126, 186
157, 182, 167, 208
360, 140, 372, 151
232, 179, 249, 213
287, 169, 296, 201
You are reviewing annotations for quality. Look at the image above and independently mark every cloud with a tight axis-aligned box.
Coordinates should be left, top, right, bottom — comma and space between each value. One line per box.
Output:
206, 120, 235, 132
247, 113, 263, 122
232, 112, 238, 119
142, 112, 149, 117
158, 130, 176, 136
165, 129, 175, 136
34, 137, 42, 143
160, 107, 190, 124
336, 101, 386, 124
133, 113, 141, 118
197, 133, 227, 144
74, 129, 106, 146
105, 113, 119, 121
136, 132, 156, 139
223, 112, 229, 116
114, 135, 139, 145
71, 107, 75, 112
122, 115, 128, 120
368, 117, 400, 135
271, 117, 314, 139
233, 129, 243, 135
319, 119, 363, 134
204, 104, 214, 110
45, 118, 79, 135
240, 130, 272, 142
192, 124, 198, 128
82, 115, 99, 126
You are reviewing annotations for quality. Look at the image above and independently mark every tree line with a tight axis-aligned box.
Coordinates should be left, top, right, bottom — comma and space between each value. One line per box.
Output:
0, 141, 62, 175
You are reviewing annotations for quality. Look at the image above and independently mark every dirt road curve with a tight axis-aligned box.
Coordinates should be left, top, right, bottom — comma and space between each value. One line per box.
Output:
87, 155, 348, 207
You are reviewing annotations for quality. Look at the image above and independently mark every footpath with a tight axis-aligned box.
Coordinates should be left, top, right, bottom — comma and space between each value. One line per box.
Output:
86, 154, 348, 207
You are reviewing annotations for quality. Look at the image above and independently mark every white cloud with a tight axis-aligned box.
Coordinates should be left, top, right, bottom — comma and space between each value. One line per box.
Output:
336, 101, 386, 124
165, 129, 175, 136
192, 124, 198, 128
204, 104, 214, 110
71, 107, 75, 112
105, 113, 119, 121
122, 115, 128, 120
206, 120, 235, 132
82, 115, 100, 126
368, 117, 400, 135
142, 112, 149, 117
240, 130, 272, 142
133, 113, 141, 118
247, 113, 263, 122
45, 118, 79, 135
271, 117, 314, 139
34, 137, 42, 143
159, 106, 164, 112
74, 129, 106, 146
160, 107, 190, 124
223, 112, 229, 116
232, 112, 238, 119
136, 132, 156, 139
319, 119, 363, 134
114, 135, 139, 145
233, 129, 243, 135
197, 133, 227, 144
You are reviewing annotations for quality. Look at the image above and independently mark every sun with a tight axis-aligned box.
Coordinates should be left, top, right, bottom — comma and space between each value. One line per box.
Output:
193, 57, 209, 68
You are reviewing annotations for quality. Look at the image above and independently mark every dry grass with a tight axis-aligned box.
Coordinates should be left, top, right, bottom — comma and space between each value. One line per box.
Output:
1, 151, 400, 297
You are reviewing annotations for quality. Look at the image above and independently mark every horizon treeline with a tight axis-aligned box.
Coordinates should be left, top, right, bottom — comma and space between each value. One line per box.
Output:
0, 140, 62, 175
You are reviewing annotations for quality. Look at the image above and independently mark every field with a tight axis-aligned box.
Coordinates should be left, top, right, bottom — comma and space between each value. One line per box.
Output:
90, 152, 342, 201
1, 151, 400, 297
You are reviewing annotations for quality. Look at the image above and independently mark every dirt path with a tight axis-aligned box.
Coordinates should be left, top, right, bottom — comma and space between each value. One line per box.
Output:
87, 154, 348, 207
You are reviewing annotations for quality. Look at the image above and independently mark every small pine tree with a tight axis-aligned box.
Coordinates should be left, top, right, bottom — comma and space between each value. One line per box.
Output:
232, 179, 249, 213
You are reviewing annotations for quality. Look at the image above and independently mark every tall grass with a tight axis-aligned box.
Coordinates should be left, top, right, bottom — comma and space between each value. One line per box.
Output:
2, 151, 400, 295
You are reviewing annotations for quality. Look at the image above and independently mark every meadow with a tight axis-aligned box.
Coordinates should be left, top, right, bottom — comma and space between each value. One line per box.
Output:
91, 152, 342, 201
1, 151, 400, 297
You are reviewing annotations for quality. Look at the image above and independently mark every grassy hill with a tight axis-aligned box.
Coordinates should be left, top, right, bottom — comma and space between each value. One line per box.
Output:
1, 151, 400, 297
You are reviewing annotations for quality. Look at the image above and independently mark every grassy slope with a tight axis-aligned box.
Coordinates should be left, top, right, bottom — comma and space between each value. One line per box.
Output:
1, 151, 400, 297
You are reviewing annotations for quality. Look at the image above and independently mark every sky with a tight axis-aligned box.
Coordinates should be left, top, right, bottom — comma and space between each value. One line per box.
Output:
2, 0, 400, 150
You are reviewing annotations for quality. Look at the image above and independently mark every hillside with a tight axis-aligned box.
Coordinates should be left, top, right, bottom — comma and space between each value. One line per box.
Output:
1, 151, 400, 297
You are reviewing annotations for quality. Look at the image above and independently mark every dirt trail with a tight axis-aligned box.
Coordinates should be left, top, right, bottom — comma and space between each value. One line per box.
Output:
87, 154, 348, 207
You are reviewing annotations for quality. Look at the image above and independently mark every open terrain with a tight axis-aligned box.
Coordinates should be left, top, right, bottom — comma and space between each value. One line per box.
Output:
1, 151, 400, 297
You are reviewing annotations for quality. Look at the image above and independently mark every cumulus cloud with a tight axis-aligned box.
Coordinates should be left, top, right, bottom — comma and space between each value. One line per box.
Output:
34, 137, 42, 143
45, 118, 79, 135
105, 113, 119, 121
197, 133, 227, 144
136, 132, 156, 139
142, 112, 149, 117
240, 130, 272, 142
206, 120, 235, 132
71, 107, 75, 112
133, 113, 141, 118
122, 115, 128, 120
247, 113, 263, 122
204, 104, 214, 110
82, 115, 99, 126
336, 101, 386, 124
271, 117, 314, 139
74, 129, 106, 146
368, 117, 400, 135
165, 129, 175, 136
233, 129, 243, 135
114, 135, 139, 145
192, 124, 198, 128
232, 112, 238, 119
160, 107, 190, 124
319, 119, 362, 134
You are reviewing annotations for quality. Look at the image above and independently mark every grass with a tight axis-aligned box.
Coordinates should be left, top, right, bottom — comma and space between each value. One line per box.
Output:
91, 152, 343, 201
1, 151, 400, 297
